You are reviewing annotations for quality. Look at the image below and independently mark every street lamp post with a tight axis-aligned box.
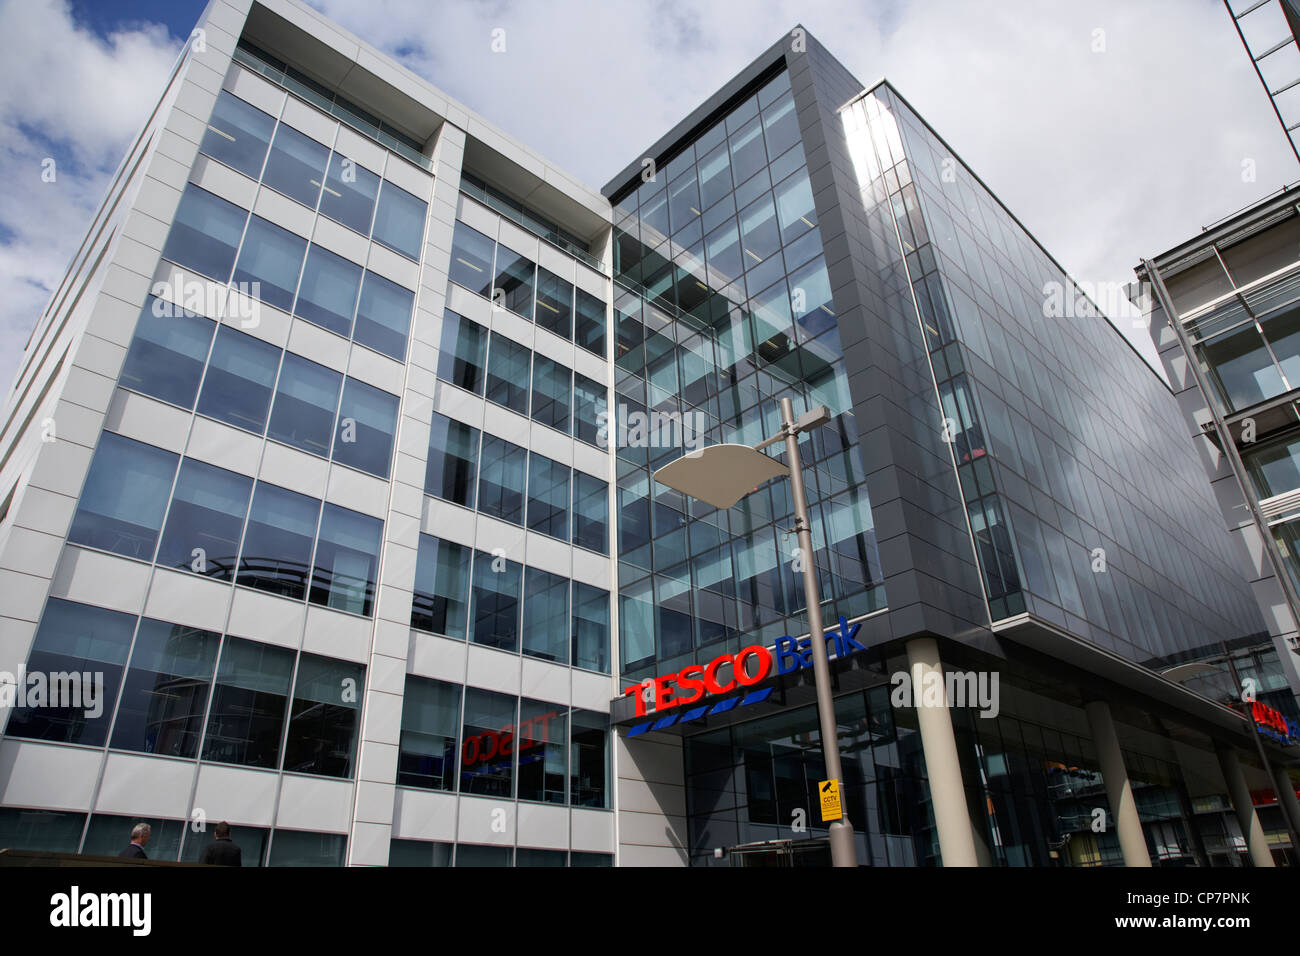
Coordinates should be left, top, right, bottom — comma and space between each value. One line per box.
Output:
653, 397, 859, 867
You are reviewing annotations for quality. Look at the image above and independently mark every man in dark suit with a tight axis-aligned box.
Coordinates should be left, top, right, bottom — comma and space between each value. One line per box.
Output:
117, 822, 150, 859
199, 821, 242, 867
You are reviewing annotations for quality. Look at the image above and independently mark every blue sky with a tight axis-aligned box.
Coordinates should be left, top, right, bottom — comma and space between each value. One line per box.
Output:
1, 0, 1296, 398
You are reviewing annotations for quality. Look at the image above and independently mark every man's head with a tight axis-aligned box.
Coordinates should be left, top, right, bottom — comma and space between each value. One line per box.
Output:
131, 822, 151, 846
214, 821, 231, 840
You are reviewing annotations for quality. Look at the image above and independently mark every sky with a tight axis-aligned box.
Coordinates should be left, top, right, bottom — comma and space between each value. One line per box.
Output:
0, 0, 1296, 397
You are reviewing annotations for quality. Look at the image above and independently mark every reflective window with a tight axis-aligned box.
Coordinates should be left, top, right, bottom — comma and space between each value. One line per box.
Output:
283, 654, 364, 777
68, 432, 178, 560
202, 637, 293, 769
774, 169, 816, 244
517, 698, 566, 803
83, 815, 184, 861
5, 599, 134, 747
448, 221, 494, 295
294, 245, 362, 337
181, 823, 268, 867
110, 618, 219, 758
527, 454, 569, 540
162, 184, 248, 282
455, 844, 512, 867
332, 378, 399, 478
522, 567, 568, 663
728, 116, 767, 185
460, 688, 516, 796
1245, 434, 1300, 499
310, 503, 381, 616
0, 808, 86, 855
424, 412, 479, 507
262, 123, 329, 208
493, 245, 535, 320
517, 848, 567, 867
120, 298, 215, 408
196, 326, 281, 433
398, 676, 462, 790
354, 271, 413, 360
469, 549, 522, 651
571, 851, 614, 867
761, 94, 800, 160
1198, 323, 1284, 412
477, 435, 527, 525
236, 482, 321, 600
573, 373, 606, 447
372, 180, 427, 260
233, 216, 307, 312
200, 91, 275, 178
535, 267, 573, 339
267, 830, 346, 867
411, 535, 470, 637
573, 471, 608, 555
698, 142, 732, 211
575, 289, 606, 357
436, 309, 487, 394
319, 152, 379, 234
531, 355, 570, 433
267, 353, 342, 456
155, 458, 253, 579
486, 333, 530, 414
572, 582, 610, 673
570, 708, 609, 807
389, 838, 453, 866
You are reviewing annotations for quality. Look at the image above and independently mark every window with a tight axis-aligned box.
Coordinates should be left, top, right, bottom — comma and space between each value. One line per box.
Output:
262, 123, 329, 208
156, 458, 253, 579
774, 168, 816, 244
729, 116, 767, 185
4, 599, 134, 747
572, 471, 608, 555
162, 184, 248, 282
233, 216, 307, 312
448, 221, 495, 295
1245, 434, 1300, 499
267, 353, 342, 456
572, 582, 609, 673
319, 152, 379, 234
436, 309, 487, 394
527, 454, 569, 540
570, 708, 609, 807
575, 289, 606, 357
68, 432, 178, 560
119, 297, 214, 408
372, 180, 427, 260
200, 91, 275, 178
398, 676, 462, 790
267, 830, 346, 867
333, 378, 399, 478
195, 326, 281, 433
110, 618, 220, 758
469, 548, 522, 650
83, 815, 184, 861
522, 567, 568, 664
477, 435, 527, 525
310, 503, 382, 616
531, 356, 570, 433
698, 141, 733, 211
486, 332, 530, 414
181, 823, 268, 866
460, 688, 516, 796
202, 637, 293, 769
294, 245, 362, 337
455, 843, 513, 866
0, 809, 86, 855
353, 271, 414, 360
424, 412, 478, 507
389, 839, 453, 866
493, 245, 536, 320
283, 654, 364, 777
535, 267, 573, 339
573, 373, 606, 447
571, 852, 614, 867
517, 698, 566, 803
236, 483, 321, 600
411, 535, 470, 637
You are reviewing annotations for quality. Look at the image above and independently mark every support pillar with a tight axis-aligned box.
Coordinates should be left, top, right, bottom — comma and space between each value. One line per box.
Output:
1084, 700, 1151, 867
1219, 748, 1276, 867
1273, 766, 1300, 859
905, 638, 980, 867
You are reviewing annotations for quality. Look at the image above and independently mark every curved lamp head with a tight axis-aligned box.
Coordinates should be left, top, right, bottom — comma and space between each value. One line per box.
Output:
652, 443, 788, 510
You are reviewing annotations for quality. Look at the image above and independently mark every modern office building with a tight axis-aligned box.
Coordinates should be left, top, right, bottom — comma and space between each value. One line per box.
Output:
0, 0, 1295, 867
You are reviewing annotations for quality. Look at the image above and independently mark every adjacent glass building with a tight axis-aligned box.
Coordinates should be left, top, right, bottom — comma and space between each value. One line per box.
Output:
0, 0, 1295, 866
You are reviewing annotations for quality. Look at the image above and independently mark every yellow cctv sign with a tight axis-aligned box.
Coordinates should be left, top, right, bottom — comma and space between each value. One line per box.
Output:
819, 779, 842, 822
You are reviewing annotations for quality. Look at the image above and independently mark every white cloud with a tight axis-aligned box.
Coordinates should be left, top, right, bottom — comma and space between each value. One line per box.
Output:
0, 0, 180, 396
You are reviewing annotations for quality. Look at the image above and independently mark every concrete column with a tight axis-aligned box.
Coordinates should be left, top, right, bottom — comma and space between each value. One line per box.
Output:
1273, 767, 1300, 854
905, 638, 980, 867
1084, 700, 1151, 867
1219, 748, 1276, 867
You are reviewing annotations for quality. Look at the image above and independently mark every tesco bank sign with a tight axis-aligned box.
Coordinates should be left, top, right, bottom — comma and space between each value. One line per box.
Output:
623, 616, 867, 724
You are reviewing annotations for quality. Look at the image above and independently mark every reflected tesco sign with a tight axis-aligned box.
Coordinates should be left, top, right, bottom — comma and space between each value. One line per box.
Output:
623, 617, 866, 718
1250, 700, 1300, 746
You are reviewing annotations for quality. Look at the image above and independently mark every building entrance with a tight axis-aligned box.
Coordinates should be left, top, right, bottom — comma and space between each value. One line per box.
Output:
728, 838, 832, 867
